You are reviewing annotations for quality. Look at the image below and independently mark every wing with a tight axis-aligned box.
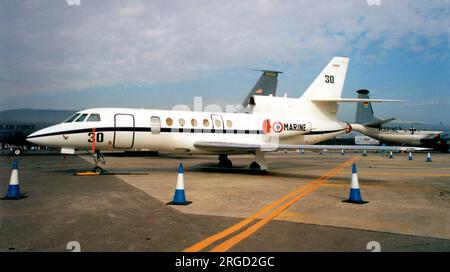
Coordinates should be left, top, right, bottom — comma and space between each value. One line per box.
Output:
311, 98, 404, 103
194, 141, 431, 153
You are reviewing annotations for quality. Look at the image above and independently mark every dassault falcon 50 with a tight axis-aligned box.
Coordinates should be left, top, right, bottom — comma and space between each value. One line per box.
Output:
27, 57, 426, 173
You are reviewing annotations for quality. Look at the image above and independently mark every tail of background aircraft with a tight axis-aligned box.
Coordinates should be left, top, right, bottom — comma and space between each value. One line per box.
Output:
355, 89, 395, 127
241, 70, 282, 106
355, 89, 378, 124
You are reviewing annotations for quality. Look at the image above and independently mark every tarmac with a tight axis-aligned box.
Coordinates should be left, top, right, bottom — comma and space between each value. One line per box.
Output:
0, 151, 449, 252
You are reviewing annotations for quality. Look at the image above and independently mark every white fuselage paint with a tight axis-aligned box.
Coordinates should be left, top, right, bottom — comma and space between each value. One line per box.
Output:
352, 124, 441, 146
27, 107, 348, 154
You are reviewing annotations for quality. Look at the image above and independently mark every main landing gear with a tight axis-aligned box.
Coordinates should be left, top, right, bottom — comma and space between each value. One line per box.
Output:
249, 150, 268, 174
92, 151, 106, 174
218, 154, 233, 168
217, 152, 268, 174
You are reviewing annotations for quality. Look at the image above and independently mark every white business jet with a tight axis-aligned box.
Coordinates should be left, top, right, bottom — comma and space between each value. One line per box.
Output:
27, 57, 426, 173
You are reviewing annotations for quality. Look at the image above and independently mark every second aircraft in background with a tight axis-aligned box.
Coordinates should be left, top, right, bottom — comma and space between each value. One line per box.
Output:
352, 89, 450, 152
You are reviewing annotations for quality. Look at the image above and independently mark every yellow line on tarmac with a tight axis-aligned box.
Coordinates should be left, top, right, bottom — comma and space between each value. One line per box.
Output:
74, 172, 100, 176
183, 157, 357, 252
319, 183, 347, 187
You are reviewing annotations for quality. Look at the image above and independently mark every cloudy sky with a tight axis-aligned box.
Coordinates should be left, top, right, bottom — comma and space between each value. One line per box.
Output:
0, 0, 449, 123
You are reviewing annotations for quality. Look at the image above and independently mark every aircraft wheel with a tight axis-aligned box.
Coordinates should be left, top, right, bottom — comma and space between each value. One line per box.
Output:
249, 162, 268, 175
93, 166, 103, 174
218, 155, 232, 168
249, 162, 261, 170
218, 159, 232, 168
224, 159, 232, 168
13, 147, 23, 156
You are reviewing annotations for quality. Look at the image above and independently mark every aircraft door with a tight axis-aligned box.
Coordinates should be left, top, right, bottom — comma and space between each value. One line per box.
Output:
114, 114, 135, 149
210, 114, 224, 130
150, 116, 161, 134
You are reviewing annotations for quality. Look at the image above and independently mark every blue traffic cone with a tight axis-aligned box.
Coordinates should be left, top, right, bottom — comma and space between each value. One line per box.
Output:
362, 150, 367, 157
167, 163, 191, 205
343, 163, 368, 204
426, 152, 432, 162
408, 152, 413, 161
2, 160, 27, 200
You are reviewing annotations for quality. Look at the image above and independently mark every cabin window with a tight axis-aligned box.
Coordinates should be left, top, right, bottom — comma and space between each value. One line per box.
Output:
214, 119, 222, 128
226, 120, 233, 128
179, 118, 185, 127
86, 114, 101, 122
191, 119, 198, 127
203, 119, 209, 127
75, 113, 88, 122
64, 113, 81, 123
166, 118, 173, 126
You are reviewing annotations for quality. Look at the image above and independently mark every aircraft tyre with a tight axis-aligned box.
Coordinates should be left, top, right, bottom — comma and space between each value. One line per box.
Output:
13, 147, 23, 156
249, 161, 268, 174
218, 154, 232, 168
93, 166, 103, 174
249, 161, 260, 170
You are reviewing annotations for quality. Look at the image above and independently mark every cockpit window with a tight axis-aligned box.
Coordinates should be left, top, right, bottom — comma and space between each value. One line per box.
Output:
86, 114, 101, 122
64, 113, 81, 123
75, 113, 88, 122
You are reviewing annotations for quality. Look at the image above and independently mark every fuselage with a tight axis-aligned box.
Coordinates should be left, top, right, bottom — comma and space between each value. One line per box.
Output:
352, 122, 450, 147
27, 107, 349, 154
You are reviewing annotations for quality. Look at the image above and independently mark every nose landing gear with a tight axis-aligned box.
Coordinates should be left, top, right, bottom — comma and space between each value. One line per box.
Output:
92, 151, 105, 174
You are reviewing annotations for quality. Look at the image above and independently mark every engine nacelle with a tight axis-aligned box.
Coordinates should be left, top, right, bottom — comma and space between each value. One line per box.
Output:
249, 95, 300, 114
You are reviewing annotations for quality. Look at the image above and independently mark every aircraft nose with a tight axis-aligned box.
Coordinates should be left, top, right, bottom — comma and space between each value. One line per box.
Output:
26, 125, 60, 146
27, 130, 39, 139
26, 129, 47, 145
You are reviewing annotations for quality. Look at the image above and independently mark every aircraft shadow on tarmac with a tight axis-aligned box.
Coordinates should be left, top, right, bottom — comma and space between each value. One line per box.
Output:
38, 157, 356, 181
181, 163, 352, 181
38, 160, 359, 180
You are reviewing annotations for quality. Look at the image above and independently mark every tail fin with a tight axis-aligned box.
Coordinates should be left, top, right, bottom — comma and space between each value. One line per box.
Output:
241, 70, 281, 106
355, 89, 396, 127
300, 57, 349, 101
298, 57, 349, 119
355, 89, 377, 124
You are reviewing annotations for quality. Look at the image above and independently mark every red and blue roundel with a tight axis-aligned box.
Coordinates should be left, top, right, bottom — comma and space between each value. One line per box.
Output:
272, 122, 284, 133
